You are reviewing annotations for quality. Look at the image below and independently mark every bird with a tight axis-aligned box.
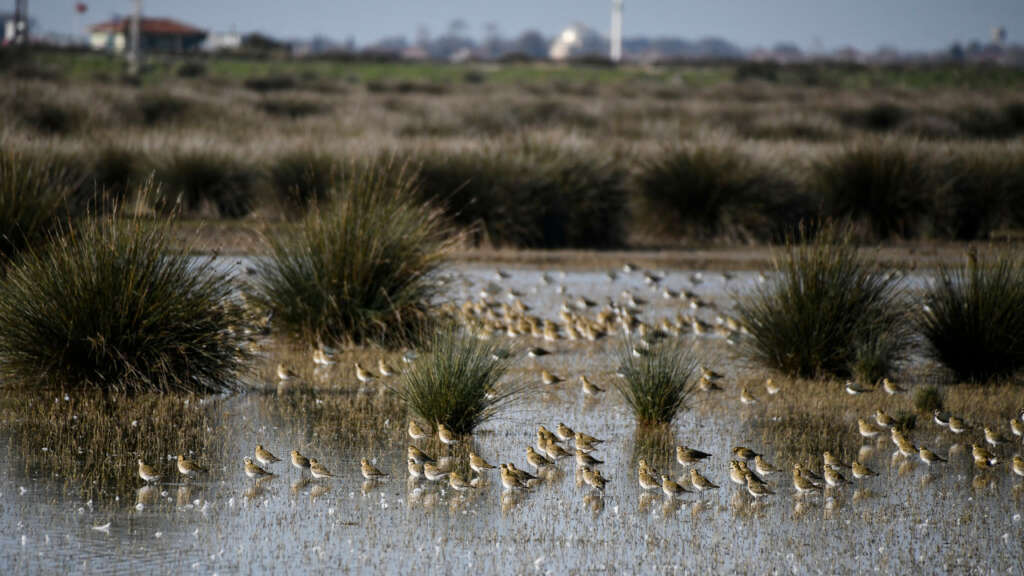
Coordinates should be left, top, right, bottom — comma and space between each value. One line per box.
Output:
638, 466, 661, 491
407, 458, 423, 479
575, 431, 604, 447
377, 359, 397, 377
948, 415, 969, 434
701, 366, 724, 381
244, 457, 274, 479
581, 466, 607, 492
676, 445, 712, 466
137, 459, 160, 484
354, 362, 376, 383
823, 451, 848, 470
423, 462, 450, 482
984, 426, 1009, 447
555, 423, 575, 443
753, 455, 778, 477
845, 381, 872, 395
891, 429, 917, 457
437, 423, 458, 446
932, 410, 950, 428
508, 463, 538, 486
792, 465, 822, 494
526, 347, 550, 357
661, 474, 690, 498
408, 446, 435, 465
1013, 456, 1024, 478
918, 447, 947, 465
542, 439, 573, 461
823, 466, 850, 488
541, 370, 564, 385
851, 461, 878, 480
580, 375, 604, 396
526, 446, 553, 469
875, 409, 896, 429
361, 458, 388, 480
1010, 418, 1023, 440
740, 387, 758, 405
697, 376, 723, 392
277, 363, 299, 381
449, 471, 476, 492
575, 449, 604, 468
312, 347, 335, 366
469, 451, 496, 474
764, 378, 781, 395
858, 418, 881, 439
690, 469, 719, 491
971, 444, 998, 468
291, 450, 311, 474
500, 465, 526, 491
408, 420, 430, 441
309, 458, 334, 479
177, 455, 207, 479
745, 472, 774, 498
882, 378, 907, 395
255, 445, 281, 467
795, 463, 824, 486
732, 446, 759, 461
729, 461, 748, 486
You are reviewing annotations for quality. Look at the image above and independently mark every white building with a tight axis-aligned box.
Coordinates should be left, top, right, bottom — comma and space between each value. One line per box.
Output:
549, 24, 607, 61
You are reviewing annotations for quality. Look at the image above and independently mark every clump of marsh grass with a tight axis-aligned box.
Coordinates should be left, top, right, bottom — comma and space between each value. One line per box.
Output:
156, 150, 257, 218
267, 149, 336, 213
0, 204, 247, 392
614, 339, 698, 426
913, 386, 944, 414
920, 250, 1024, 383
735, 224, 910, 379
392, 328, 521, 435
0, 148, 76, 263
254, 160, 453, 346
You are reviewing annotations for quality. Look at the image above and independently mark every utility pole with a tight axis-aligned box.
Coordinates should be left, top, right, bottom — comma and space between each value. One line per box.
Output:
610, 0, 623, 63
127, 0, 142, 76
13, 0, 29, 45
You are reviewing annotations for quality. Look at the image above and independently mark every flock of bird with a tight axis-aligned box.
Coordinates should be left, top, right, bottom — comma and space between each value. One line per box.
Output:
135, 264, 1024, 505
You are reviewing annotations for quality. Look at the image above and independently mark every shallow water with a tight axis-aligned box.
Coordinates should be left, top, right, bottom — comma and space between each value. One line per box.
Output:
1, 264, 1022, 574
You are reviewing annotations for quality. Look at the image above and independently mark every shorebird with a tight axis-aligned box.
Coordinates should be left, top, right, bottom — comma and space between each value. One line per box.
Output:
575, 449, 604, 468
792, 465, 822, 494
858, 418, 881, 439
500, 465, 526, 491
729, 461, 748, 486
661, 474, 689, 498
177, 455, 207, 479
469, 451, 496, 474
823, 451, 849, 470
932, 410, 950, 428
526, 347, 550, 358
277, 363, 299, 381
701, 366, 724, 381
526, 446, 553, 469
255, 445, 281, 467
697, 375, 723, 392
555, 423, 575, 442
740, 387, 758, 405
948, 415, 969, 434
437, 423, 458, 446
508, 463, 538, 486
753, 455, 778, 477
291, 450, 311, 475
984, 426, 1010, 447
690, 469, 719, 491
138, 459, 160, 484
1010, 418, 1023, 440
377, 359, 397, 377
575, 431, 604, 447
244, 457, 274, 480
971, 443, 998, 468
360, 458, 388, 480
309, 458, 334, 479
823, 466, 850, 488
745, 472, 774, 498
795, 463, 824, 486
891, 428, 917, 457
764, 378, 781, 395
732, 446, 759, 461
312, 347, 335, 366
875, 409, 896, 429
638, 466, 661, 491
407, 446, 435, 465
918, 447, 947, 465
851, 461, 878, 480
407, 458, 424, 479
542, 439, 572, 461
581, 466, 607, 491
541, 370, 564, 386
1013, 456, 1024, 478
580, 375, 604, 396
845, 380, 872, 395
676, 445, 712, 466
354, 362, 376, 383
449, 471, 476, 492
423, 462, 450, 482
408, 420, 430, 441
882, 378, 907, 395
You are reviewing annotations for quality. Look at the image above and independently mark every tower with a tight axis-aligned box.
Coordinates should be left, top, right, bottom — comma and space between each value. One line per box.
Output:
610, 0, 623, 62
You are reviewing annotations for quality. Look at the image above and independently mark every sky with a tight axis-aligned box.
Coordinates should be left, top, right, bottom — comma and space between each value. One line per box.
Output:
30, 0, 1024, 52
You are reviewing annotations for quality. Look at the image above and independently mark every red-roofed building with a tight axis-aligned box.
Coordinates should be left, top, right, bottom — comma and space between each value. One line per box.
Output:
89, 17, 206, 54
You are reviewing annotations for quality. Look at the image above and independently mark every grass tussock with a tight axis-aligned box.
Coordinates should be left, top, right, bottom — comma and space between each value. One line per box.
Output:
920, 250, 1024, 383
735, 224, 910, 379
392, 328, 522, 435
156, 150, 257, 218
0, 207, 247, 393
633, 147, 809, 243
254, 160, 453, 346
268, 149, 336, 213
0, 148, 76, 263
614, 339, 698, 426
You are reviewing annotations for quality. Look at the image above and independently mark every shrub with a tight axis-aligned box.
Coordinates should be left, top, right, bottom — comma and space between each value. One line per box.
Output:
0, 148, 76, 262
16, 100, 84, 134
0, 209, 246, 392
614, 339, 698, 426
813, 143, 932, 240
734, 224, 910, 379
89, 146, 147, 206
267, 150, 336, 212
913, 386, 944, 414
243, 74, 296, 92
156, 151, 256, 218
135, 91, 191, 125
920, 251, 1024, 382
837, 103, 906, 132
850, 332, 905, 384
392, 328, 523, 435
933, 152, 1024, 240
632, 147, 810, 242
253, 160, 453, 346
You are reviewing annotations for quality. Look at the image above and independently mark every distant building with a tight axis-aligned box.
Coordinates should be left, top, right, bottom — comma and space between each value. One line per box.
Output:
549, 24, 606, 60
202, 31, 241, 52
89, 17, 206, 54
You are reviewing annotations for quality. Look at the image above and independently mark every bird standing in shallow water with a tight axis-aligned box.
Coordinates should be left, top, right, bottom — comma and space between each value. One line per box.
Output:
177, 455, 207, 479
244, 457, 274, 480
661, 474, 689, 498
361, 458, 388, 480
676, 445, 712, 466
408, 420, 430, 441
291, 450, 311, 475
437, 423, 459, 446
138, 459, 160, 484
469, 451, 496, 474
255, 445, 281, 467
690, 469, 719, 491
309, 458, 334, 479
